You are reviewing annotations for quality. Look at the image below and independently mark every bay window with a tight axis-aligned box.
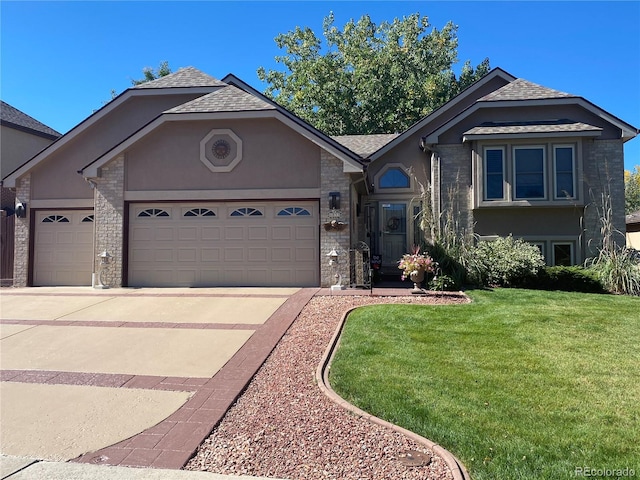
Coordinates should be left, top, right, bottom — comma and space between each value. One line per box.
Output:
479, 142, 578, 205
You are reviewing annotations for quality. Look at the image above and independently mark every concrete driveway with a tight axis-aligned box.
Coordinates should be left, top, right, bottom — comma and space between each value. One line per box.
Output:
0, 287, 315, 469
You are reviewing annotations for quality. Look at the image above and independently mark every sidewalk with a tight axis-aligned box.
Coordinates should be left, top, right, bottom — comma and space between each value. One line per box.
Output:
1, 456, 283, 479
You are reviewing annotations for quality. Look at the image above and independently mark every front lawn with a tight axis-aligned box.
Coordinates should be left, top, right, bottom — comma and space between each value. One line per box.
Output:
329, 289, 640, 480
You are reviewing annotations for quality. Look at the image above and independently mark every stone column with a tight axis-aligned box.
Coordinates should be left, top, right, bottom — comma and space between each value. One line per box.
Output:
93, 156, 125, 287
12, 174, 31, 287
320, 152, 352, 287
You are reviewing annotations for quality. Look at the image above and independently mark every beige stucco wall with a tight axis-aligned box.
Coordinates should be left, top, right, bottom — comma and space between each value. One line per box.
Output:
474, 207, 584, 237
1, 126, 55, 177
627, 229, 640, 249
29, 94, 206, 200
125, 118, 321, 191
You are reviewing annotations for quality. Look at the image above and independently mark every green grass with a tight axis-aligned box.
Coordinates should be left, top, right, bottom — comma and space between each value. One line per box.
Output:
329, 289, 640, 479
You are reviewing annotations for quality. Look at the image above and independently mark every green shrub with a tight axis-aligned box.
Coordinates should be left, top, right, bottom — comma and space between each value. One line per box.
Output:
522, 266, 606, 293
586, 247, 640, 296
468, 236, 545, 287
428, 274, 458, 291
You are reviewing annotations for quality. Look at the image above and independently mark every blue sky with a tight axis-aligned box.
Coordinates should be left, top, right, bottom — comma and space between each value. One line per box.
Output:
2, 1, 639, 170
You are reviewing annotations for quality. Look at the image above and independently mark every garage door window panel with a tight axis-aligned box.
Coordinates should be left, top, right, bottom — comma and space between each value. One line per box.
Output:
138, 208, 170, 218
230, 207, 263, 217
277, 207, 311, 216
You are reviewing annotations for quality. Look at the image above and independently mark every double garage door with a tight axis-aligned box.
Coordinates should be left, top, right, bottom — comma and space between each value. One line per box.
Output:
128, 202, 319, 287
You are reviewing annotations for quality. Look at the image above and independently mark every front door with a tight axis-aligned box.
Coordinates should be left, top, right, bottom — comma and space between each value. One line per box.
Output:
380, 203, 407, 269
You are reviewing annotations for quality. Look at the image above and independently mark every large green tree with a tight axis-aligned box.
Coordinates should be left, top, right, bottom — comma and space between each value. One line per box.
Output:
625, 166, 640, 214
131, 61, 172, 85
257, 12, 490, 135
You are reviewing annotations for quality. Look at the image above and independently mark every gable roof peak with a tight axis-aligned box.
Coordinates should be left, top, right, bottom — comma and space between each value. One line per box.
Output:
479, 77, 576, 102
133, 66, 226, 89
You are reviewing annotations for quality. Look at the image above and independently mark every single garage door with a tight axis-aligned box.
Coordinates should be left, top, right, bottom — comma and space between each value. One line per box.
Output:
128, 202, 319, 287
33, 210, 94, 286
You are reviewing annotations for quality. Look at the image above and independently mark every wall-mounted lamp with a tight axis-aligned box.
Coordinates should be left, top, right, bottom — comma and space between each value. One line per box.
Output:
98, 250, 113, 265
329, 191, 341, 210
94, 250, 113, 289
15, 201, 27, 218
327, 249, 339, 266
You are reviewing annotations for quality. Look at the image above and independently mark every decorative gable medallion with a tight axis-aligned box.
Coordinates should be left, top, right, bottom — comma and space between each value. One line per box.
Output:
200, 129, 242, 173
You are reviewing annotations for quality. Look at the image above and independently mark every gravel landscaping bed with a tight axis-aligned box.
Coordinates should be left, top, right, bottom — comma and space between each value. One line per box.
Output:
186, 293, 468, 479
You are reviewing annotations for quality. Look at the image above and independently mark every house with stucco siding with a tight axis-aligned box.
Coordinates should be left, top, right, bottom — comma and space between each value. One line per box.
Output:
2, 67, 637, 287
1, 101, 60, 284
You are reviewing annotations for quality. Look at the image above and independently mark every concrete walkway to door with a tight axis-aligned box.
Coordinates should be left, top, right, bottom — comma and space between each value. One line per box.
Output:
0, 287, 316, 470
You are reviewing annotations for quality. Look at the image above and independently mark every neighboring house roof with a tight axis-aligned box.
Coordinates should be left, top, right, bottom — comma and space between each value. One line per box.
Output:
332, 134, 400, 158
1, 100, 61, 139
134, 66, 226, 89
478, 78, 576, 102
166, 85, 275, 114
627, 211, 640, 226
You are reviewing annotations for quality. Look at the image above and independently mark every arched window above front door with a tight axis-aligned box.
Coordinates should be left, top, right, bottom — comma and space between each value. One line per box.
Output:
376, 164, 411, 191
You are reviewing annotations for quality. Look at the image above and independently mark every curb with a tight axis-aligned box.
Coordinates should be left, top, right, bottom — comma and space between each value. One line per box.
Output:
315, 304, 471, 480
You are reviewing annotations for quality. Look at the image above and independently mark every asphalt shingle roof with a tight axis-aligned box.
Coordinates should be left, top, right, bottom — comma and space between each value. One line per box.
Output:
478, 78, 576, 102
134, 66, 226, 89
465, 120, 602, 136
166, 85, 275, 114
332, 134, 400, 157
0, 101, 61, 138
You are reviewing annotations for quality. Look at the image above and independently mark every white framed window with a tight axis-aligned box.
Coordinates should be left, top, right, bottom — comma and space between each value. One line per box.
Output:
552, 242, 574, 266
513, 146, 546, 199
553, 145, 576, 199
483, 147, 506, 200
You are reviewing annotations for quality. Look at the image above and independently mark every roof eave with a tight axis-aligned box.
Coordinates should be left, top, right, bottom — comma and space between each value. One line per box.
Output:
463, 130, 603, 142
426, 97, 638, 145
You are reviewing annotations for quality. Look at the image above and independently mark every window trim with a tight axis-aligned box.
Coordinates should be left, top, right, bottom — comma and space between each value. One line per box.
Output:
483, 146, 506, 201
374, 163, 413, 193
553, 144, 576, 200
551, 241, 574, 266
513, 145, 547, 200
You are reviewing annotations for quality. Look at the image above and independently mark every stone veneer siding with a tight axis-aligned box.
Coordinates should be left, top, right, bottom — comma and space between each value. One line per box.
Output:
12, 174, 30, 287
320, 151, 352, 287
582, 139, 626, 257
435, 144, 474, 237
94, 156, 124, 287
